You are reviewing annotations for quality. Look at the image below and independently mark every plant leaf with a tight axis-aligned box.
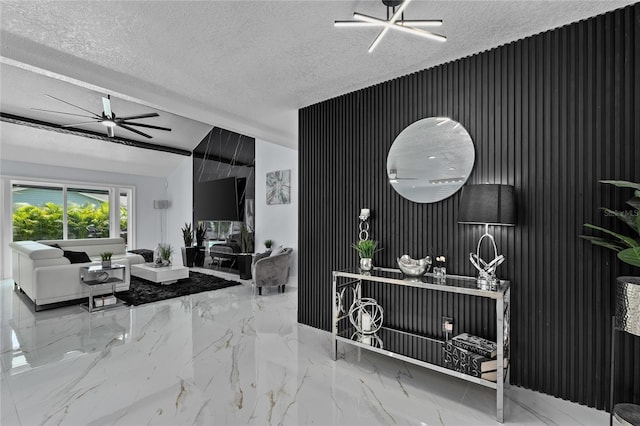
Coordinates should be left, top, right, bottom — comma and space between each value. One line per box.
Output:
583, 223, 639, 248
618, 247, 640, 268
627, 197, 640, 211
579, 235, 624, 251
601, 207, 639, 234
600, 180, 640, 191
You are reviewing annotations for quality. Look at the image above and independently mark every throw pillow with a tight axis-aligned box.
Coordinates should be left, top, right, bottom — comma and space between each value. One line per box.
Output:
270, 246, 285, 257
63, 250, 91, 264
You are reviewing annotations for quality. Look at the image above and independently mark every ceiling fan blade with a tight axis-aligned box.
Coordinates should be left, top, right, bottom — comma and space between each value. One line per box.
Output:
118, 123, 153, 139
107, 125, 115, 138
45, 94, 101, 118
116, 112, 159, 121
61, 121, 102, 128
102, 95, 112, 119
31, 108, 96, 119
119, 121, 171, 131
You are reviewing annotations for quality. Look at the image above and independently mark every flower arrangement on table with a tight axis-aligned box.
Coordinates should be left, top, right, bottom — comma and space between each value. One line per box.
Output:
100, 252, 113, 268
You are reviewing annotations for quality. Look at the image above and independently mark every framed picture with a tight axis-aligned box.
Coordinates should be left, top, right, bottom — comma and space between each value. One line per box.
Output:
266, 169, 291, 205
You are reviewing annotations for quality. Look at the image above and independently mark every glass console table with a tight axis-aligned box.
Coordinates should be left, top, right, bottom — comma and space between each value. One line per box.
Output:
80, 264, 127, 313
332, 267, 511, 423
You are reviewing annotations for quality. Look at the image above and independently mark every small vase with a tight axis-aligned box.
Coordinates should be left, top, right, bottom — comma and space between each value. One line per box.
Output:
101, 260, 111, 268
434, 266, 447, 282
360, 258, 372, 271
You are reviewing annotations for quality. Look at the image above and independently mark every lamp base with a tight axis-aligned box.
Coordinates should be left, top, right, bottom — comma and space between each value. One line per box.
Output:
476, 276, 498, 291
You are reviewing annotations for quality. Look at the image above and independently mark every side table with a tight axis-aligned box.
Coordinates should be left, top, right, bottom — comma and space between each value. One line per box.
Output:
79, 264, 126, 313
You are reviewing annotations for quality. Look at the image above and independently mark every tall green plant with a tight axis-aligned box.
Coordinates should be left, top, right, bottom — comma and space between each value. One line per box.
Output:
181, 223, 193, 246
195, 223, 207, 246
581, 180, 640, 268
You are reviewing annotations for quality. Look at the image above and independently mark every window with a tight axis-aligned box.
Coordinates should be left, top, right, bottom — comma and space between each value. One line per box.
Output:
67, 187, 110, 239
118, 189, 132, 247
11, 180, 134, 248
12, 184, 63, 241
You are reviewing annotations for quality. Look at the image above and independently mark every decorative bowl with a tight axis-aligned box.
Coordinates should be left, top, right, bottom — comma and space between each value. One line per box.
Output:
95, 271, 110, 283
397, 255, 432, 277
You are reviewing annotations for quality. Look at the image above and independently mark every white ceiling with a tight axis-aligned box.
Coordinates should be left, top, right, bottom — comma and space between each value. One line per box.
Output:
0, 0, 634, 176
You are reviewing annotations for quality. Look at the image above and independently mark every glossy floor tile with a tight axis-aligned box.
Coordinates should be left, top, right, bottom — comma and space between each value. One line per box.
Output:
1, 269, 608, 425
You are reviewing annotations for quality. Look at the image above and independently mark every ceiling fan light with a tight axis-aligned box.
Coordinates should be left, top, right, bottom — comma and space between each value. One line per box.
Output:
335, 21, 382, 27
397, 20, 443, 27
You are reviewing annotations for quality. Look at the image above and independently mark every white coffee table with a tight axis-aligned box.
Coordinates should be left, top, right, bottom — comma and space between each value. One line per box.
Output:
131, 263, 189, 285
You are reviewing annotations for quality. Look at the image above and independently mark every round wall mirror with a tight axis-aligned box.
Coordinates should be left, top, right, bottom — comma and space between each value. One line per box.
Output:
387, 117, 475, 203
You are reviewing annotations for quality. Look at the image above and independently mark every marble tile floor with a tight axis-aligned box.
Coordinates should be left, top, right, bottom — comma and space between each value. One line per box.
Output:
1, 269, 608, 425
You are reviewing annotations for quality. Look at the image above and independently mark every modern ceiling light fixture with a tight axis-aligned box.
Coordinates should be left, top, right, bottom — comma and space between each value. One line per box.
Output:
32, 94, 171, 139
335, 0, 446, 52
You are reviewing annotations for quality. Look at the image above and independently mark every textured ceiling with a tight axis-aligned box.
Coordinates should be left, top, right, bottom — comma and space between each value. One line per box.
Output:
0, 0, 634, 176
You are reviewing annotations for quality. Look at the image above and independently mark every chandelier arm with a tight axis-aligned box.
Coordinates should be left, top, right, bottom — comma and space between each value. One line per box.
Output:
368, 0, 412, 52
354, 13, 446, 42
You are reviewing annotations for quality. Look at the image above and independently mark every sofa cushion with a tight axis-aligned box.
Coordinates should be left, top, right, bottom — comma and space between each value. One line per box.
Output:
39, 238, 126, 257
128, 249, 154, 262
9, 241, 64, 260
270, 246, 285, 257
63, 250, 91, 264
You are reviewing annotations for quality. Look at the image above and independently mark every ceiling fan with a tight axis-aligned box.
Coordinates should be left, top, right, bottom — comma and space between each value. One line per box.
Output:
33, 94, 171, 139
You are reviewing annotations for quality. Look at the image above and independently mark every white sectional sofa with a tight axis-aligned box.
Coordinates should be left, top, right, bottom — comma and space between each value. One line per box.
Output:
9, 237, 145, 310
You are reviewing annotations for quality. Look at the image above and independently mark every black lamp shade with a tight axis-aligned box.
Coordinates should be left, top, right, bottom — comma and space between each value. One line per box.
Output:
457, 184, 516, 226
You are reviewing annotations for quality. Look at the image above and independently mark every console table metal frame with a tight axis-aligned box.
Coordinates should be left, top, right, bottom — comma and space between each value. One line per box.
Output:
79, 264, 126, 313
332, 267, 511, 423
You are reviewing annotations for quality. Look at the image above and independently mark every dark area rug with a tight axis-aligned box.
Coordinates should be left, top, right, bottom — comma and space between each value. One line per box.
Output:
116, 271, 241, 306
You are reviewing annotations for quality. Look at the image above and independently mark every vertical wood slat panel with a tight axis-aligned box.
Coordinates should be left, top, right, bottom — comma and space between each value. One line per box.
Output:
298, 4, 639, 410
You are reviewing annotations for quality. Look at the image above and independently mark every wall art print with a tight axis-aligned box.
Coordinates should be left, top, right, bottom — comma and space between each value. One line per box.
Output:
266, 169, 291, 205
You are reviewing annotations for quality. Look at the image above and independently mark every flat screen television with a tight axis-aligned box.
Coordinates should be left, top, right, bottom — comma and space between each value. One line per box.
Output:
194, 177, 245, 221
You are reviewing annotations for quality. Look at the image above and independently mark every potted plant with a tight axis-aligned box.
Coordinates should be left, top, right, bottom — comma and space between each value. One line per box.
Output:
581, 180, 640, 336
264, 239, 274, 251
159, 244, 173, 266
181, 223, 196, 267
194, 222, 207, 267
100, 251, 113, 268
238, 225, 255, 279
352, 239, 378, 271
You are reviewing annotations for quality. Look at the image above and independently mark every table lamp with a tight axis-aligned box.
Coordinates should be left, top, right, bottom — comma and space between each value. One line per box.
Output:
458, 184, 516, 290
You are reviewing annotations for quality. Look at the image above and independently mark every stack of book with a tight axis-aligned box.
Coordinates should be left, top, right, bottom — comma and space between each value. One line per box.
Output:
442, 333, 507, 382
94, 295, 118, 308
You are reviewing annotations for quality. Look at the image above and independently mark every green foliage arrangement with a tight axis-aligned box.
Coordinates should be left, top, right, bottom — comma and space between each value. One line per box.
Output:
159, 244, 173, 261
264, 239, 274, 249
581, 180, 640, 268
100, 252, 113, 261
352, 239, 378, 259
181, 223, 194, 246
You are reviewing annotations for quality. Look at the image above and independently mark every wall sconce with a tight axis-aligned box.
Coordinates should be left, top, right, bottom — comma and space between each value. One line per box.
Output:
457, 185, 516, 290
153, 199, 170, 244
359, 208, 370, 241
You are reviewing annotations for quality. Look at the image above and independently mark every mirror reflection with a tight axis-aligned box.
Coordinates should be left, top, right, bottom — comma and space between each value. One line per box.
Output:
387, 117, 475, 203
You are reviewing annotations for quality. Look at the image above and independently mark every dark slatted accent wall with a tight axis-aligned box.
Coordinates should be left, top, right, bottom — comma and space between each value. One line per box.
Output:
299, 4, 639, 410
